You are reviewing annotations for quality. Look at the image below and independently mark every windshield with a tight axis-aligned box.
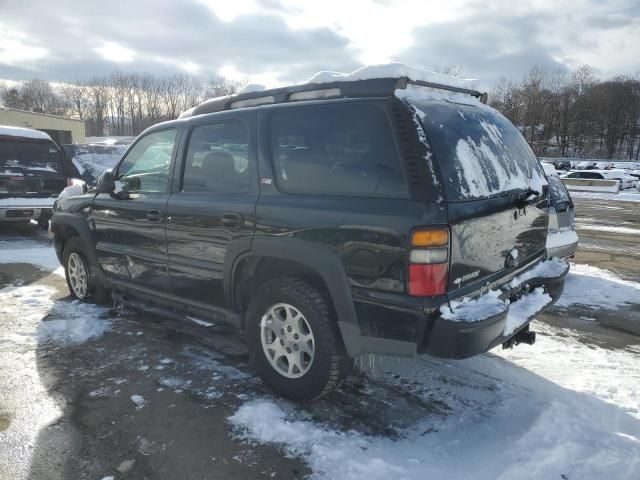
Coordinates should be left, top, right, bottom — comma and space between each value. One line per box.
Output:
407, 99, 547, 202
0, 138, 63, 174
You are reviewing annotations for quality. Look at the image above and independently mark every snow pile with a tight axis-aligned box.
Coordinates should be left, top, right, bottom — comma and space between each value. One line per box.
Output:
395, 82, 480, 107
130, 395, 146, 409
37, 300, 111, 345
556, 263, 640, 309
305, 63, 473, 90
503, 288, 551, 336
440, 290, 506, 322
442, 260, 566, 328
0, 240, 63, 275
237, 83, 266, 94
0, 285, 110, 346
509, 257, 568, 288
0, 125, 51, 140
546, 229, 579, 250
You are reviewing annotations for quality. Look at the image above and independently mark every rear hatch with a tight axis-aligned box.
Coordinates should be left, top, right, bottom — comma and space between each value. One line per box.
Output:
0, 136, 66, 199
405, 96, 549, 294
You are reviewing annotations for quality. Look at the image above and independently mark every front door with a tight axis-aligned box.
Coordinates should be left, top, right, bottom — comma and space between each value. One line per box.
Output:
91, 128, 178, 291
165, 117, 257, 308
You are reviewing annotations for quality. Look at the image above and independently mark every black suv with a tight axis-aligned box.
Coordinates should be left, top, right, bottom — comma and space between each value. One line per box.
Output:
1, 126, 67, 228
51, 76, 569, 400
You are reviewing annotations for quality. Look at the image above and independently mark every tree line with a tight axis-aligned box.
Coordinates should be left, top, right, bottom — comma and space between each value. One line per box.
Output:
0, 73, 245, 138
490, 65, 640, 160
1, 66, 639, 159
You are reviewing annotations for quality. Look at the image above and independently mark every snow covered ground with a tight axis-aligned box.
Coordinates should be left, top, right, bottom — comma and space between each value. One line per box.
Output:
1, 211, 639, 479
571, 190, 640, 202
231, 330, 640, 479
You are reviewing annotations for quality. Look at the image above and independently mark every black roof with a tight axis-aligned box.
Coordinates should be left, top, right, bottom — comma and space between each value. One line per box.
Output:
186, 77, 486, 117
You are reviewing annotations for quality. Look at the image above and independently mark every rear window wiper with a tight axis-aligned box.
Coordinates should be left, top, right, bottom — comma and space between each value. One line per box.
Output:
514, 188, 540, 208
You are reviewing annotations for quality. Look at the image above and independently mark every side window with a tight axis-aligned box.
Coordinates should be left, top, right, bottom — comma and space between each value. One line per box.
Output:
117, 129, 176, 193
269, 103, 408, 198
182, 122, 250, 193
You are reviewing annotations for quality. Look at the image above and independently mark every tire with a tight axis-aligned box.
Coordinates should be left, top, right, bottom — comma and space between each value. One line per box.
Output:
246, 277, 351, 401
63, 237, 110, 304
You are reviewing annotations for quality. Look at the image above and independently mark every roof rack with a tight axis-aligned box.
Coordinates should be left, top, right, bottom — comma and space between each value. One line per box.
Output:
186, 77, 485, 117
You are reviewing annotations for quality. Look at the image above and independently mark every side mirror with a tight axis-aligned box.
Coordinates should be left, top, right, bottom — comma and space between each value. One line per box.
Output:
96, 169, 115, 194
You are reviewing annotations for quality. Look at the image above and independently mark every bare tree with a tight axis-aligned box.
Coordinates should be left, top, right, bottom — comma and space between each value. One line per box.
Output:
59, 83, 90, 119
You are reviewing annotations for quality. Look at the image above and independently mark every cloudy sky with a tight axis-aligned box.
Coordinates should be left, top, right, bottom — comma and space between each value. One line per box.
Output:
0, 0, 638, 88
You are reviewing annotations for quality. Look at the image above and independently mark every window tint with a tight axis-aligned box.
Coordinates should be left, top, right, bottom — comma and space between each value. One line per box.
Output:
118, 129, 176, 193
182, 122, 250, 193
270, 103, 407, 198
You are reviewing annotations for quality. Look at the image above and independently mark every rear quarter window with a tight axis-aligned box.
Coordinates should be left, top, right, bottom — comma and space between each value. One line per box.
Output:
269, 102, 409, 198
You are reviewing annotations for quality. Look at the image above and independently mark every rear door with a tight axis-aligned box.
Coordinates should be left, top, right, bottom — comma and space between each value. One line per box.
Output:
0, 136, 66, 198
406, 98, 549, 293
165, 112, 258, 308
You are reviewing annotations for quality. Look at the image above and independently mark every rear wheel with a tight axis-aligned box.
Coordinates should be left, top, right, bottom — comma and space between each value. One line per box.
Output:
246, 277, 351, 401
63, 237, 110, 304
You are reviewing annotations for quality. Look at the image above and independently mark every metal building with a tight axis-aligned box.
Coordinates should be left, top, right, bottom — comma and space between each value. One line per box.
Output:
0, 107, 85, 144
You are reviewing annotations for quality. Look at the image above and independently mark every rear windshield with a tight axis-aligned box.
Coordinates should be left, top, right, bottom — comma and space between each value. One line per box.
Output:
408, 99, 547, 201
0, 138, 63, 174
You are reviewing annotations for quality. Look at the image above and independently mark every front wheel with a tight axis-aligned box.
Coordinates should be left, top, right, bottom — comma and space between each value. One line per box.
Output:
63, 237, 110, 304
246, 277, 351, 401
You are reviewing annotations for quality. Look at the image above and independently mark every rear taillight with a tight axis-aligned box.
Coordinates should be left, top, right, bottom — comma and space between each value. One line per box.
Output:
408, 227, 449, 296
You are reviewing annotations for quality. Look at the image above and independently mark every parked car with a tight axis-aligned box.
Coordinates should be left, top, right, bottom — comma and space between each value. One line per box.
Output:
51, 70, 569, 401
1, 126, 67, 228
554, 160, 572, 171
563, 169, 636, 189
573, 160, 597, 170
541, 163, 578, 259
61, 143, 129, 186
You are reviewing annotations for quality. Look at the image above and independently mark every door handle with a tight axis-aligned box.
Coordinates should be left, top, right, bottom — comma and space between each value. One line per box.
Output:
146, 209, 163, 222
221, 213, 243, 228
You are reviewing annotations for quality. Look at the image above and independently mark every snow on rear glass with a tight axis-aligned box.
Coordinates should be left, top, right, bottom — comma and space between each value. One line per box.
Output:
404, 98, 547, 201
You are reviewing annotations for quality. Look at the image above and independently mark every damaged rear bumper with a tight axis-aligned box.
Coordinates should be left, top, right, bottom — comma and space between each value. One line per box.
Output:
421, 259, 570, 359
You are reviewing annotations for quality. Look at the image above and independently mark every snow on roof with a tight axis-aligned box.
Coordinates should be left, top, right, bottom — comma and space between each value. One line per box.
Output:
0, 125, 52, 141
237, 83, 266, 94
305, 63, 474, 90
541, 162, 559, 176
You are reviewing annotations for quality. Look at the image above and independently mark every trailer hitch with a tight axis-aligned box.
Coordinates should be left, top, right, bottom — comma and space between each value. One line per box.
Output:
502, 326, 536, 349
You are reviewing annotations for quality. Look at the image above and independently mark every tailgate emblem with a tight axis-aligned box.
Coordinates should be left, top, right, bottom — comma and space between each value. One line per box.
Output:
453, 269, 480, 285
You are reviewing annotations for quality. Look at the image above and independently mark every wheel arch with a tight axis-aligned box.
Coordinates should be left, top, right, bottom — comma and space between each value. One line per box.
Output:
51, 212, 109, 287
227, 237, 363, 357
